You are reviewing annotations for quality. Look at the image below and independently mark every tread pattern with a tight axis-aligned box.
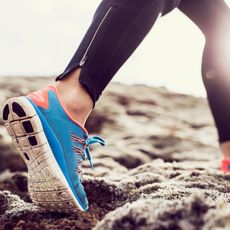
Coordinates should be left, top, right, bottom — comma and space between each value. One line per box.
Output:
2, 97, 82, 213
3, 104, 9, 121
22, 120, 34, 133
12, 102, 26, 117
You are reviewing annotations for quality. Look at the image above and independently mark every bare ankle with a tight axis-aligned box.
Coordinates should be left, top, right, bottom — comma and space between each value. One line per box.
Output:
55, 68, 93, 126
220, 141, 230, 160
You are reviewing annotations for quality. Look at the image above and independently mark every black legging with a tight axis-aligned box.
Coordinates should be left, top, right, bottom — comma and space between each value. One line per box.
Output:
56, 0, 230, 143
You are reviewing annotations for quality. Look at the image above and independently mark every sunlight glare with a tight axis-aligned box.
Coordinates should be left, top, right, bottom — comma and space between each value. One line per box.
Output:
225, 0, 230, 7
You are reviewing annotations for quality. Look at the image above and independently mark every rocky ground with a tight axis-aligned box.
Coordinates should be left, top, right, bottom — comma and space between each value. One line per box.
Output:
1, 77, 230, 230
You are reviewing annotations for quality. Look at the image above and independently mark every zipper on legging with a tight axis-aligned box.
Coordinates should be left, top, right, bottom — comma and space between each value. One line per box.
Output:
79, 6, 114, 67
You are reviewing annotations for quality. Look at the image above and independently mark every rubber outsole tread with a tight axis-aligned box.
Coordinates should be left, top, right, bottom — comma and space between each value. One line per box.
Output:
22, 120, 34, 133
3, 104, 9, 121
12, 102, 26, 117
2, 97, 84, 213
28, 136, 38, 146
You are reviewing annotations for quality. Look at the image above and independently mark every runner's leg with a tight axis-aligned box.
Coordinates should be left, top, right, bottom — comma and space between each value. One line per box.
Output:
56, 0, 180, 107
179, 0, 230, 146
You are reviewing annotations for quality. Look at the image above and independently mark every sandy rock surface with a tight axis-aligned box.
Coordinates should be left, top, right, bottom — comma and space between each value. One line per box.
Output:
0, 77, 230, 230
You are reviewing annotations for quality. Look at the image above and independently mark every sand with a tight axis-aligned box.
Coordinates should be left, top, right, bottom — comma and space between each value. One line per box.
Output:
0, 77, 230, 230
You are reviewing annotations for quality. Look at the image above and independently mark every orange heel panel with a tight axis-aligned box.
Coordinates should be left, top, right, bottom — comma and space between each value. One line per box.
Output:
27, 86, 54, 110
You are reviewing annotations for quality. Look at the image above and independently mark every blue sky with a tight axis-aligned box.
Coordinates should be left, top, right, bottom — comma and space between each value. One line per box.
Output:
0, 1, 229, 97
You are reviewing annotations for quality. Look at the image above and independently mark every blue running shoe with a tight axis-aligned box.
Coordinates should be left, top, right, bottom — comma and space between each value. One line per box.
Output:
2, 85, 105, 212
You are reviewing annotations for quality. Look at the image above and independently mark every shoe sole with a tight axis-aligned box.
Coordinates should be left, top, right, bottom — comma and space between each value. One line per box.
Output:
2, 96, 85, 213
